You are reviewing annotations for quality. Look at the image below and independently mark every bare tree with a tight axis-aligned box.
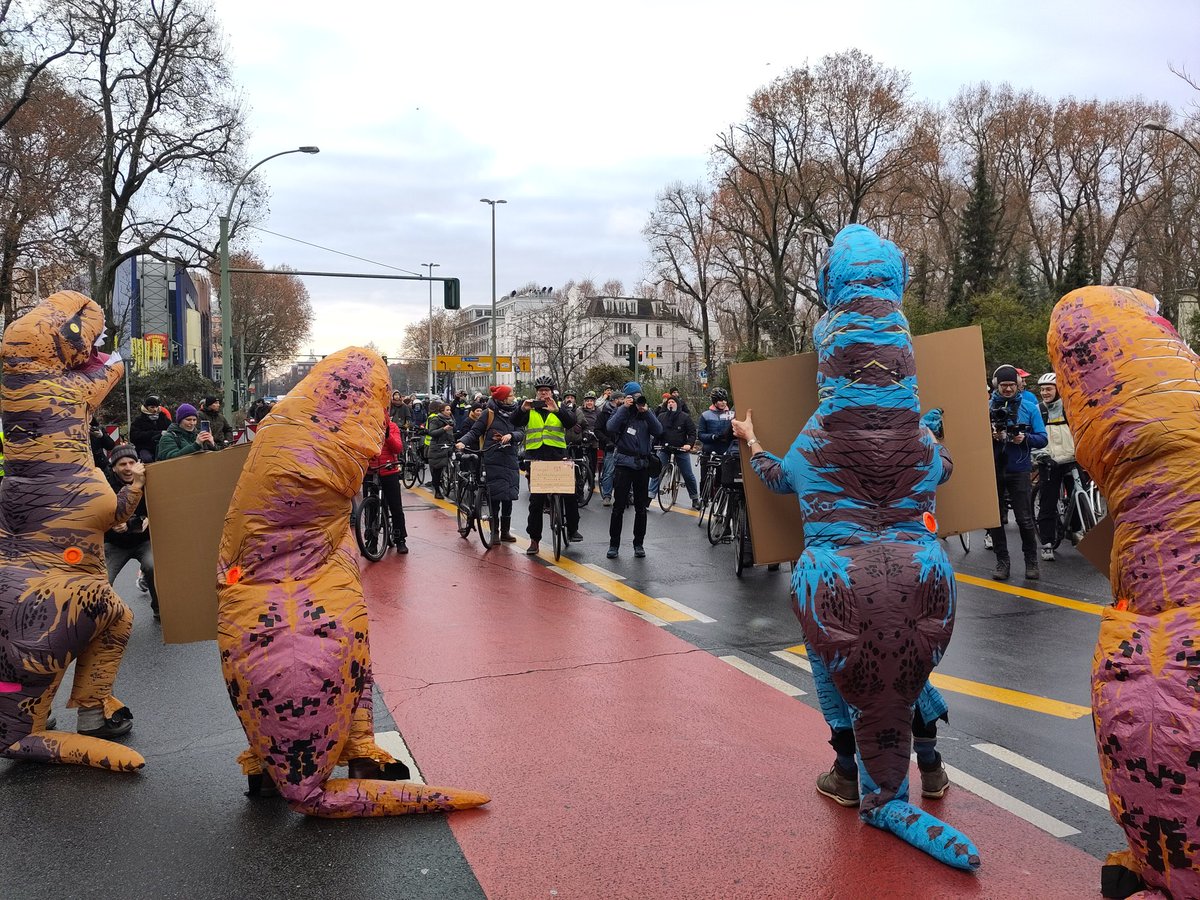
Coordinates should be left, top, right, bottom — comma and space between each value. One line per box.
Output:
61, 0, 247, 329
515, 293, 611, 390
0, 0, 80, 132
401, 310, 467, 360
216, 251, 313, 387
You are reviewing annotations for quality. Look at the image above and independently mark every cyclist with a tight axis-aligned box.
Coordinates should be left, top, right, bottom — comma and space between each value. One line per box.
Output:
423, 401, 456, 500
1034, 372, 1077, 562
455, 384, 523, 543
367, 417, 408, 555
515, 375, 582, 554
649, 395, 700, 509
579, 391, 600, 487
699, 387, 737, 498
605, 382, 663, 559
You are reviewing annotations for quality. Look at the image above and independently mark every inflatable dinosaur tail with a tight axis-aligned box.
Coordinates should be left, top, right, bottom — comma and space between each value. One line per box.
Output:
865, 798, 980, 871
283, 778, 490, 819
2, 730, 145, 771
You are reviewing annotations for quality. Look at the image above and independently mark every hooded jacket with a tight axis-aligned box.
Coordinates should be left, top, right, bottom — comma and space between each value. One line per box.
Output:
156, 422, 204, 460
130, 405, 169, 457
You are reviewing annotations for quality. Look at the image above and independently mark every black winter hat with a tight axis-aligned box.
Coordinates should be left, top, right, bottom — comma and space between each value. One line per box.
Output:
109, 445, 139, 465
993, 365, 1020, 385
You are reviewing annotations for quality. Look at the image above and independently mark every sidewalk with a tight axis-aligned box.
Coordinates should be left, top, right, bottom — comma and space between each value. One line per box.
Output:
366, 502, 1101, 899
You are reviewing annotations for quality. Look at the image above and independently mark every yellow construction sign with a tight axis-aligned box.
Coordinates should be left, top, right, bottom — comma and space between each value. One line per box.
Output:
435, 355, 532, 373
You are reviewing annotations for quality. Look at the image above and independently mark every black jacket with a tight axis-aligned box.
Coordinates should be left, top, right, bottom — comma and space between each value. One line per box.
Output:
457, 399, 524, 502
130, 408, 169, 458
658, 408, 696, 449
513, 402, 577, 461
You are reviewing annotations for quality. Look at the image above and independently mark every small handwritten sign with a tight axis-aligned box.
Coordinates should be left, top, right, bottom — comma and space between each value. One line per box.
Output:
529, 460, 575, 494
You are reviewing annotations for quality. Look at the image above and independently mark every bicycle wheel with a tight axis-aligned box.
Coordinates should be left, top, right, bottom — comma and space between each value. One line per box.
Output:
576, 460, 594, 507
476, 488, 495, 549
456, 484, 476, 538
550, 495, 564, 561
707, 489, 729, 545
401, 458, 419, 489
734, 497, 749, 578
354, 495, 388, 562
697, 473, 713, 528
658, 460, 676, 512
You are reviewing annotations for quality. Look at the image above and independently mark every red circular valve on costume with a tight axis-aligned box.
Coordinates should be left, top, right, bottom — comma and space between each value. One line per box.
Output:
922, 512, 938, 534
1115, 597, 1129, 611
226, 565, 242, 585
62, 547, 83, 564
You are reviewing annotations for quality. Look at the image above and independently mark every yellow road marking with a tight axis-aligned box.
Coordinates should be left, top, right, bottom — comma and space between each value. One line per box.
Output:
410, 486, 695, 622
954, 573, 1105, 616
782, 645, 1090, 720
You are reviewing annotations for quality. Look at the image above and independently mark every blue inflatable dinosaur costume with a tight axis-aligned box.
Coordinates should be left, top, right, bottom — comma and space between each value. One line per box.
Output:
746, 224, 979, 870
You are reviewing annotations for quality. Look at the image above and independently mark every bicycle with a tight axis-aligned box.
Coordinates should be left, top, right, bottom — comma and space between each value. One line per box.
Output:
452, 448, 494, 550
1035, 459, 1105, 548
696, 451, 726, 529
654, 445, 684, 512
570, 443, 595, 508
400, 428, 426, 489
353, 471, 391, 561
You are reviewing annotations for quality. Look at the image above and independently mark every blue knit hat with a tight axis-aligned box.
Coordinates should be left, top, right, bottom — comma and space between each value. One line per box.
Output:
176, 403, 198, 420
622, 381, 642, 395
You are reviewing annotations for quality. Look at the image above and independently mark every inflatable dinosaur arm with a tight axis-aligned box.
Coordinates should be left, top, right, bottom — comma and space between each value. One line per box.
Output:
109, 480, 145, 531
748, 450, 796, 495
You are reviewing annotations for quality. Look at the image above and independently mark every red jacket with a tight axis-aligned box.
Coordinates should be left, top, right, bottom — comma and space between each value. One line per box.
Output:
369, 420, 404, 475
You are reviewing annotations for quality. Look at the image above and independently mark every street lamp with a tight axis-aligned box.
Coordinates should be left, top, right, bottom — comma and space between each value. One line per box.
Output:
422, 261, 440, 394
1141, 121, 1200, 161
480, 198, 506, 378
219, 145, 320, 412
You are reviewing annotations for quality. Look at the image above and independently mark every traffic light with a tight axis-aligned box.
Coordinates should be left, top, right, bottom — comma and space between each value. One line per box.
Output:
637, 350, 644, 362
443, 277, 461, 310
626, 345, 637, 372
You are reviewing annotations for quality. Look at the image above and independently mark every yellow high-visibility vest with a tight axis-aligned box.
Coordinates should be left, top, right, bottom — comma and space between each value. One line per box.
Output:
524, 409, 566, 450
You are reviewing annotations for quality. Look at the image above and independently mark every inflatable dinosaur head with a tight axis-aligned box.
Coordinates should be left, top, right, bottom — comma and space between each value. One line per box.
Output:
817, 224, 909, 309
3, 291, 110, 374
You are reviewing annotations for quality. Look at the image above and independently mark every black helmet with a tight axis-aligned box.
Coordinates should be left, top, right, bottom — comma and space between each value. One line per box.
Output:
534, 375, 556, 389
710, 388, 730, 403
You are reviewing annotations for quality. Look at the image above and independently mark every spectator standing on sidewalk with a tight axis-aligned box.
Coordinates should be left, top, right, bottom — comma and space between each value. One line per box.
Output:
596, 388, 624, 505
199, 396, 235, 447
104, 446, 158, 617
130, 395, 169, 462
156, 403, 216, 460
579, 392, 600, 488
698, 388, 736, 487
606, 381, 662, 559
424, 401, 456, 500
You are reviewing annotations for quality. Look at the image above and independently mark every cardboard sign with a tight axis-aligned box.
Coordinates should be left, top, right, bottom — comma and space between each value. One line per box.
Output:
728, 325, 1000, 566
528, 459, 575, 494
1076, 514, 1114, 579
144, 444, 251, 643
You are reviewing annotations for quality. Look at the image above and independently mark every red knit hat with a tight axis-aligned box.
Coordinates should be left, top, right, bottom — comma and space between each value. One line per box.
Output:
489, 384, 512, 401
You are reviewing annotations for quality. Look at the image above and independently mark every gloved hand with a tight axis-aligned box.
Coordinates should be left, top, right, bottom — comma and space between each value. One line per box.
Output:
920, 407, 944, 439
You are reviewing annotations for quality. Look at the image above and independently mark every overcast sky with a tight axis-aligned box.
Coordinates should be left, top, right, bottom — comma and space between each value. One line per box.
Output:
209, 0, 1199, 358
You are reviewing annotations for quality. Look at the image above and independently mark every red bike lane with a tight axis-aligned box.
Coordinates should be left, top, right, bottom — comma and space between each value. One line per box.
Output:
364, 505, 1100, 899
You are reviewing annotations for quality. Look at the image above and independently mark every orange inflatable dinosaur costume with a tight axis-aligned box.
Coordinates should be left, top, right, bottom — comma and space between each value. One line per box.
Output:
0, 292, 145, 771
217, 347, 488, 817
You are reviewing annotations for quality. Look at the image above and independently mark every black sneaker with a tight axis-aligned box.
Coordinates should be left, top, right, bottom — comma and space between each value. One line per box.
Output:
526, 541, 540, 555
606, 546, 619, 559
569, 531, 584, 542
395, 542, 409, 555
633, 545, 646, 558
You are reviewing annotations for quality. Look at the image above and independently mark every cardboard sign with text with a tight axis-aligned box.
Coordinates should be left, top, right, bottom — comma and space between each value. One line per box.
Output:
144, 444, 251, 643
728, 325, 999, 566
529, 460, 576, 494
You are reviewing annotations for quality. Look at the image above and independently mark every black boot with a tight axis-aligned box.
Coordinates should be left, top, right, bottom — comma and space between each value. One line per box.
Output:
500, 516, 517, 542
992, 557, 1010, 581
246, 771, 280, 798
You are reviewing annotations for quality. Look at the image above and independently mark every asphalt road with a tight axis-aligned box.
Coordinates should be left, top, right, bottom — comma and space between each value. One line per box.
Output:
501, 479, 1125, 861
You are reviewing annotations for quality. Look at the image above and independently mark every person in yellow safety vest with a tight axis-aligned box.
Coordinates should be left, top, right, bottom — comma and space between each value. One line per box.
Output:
514, 375, 581, 555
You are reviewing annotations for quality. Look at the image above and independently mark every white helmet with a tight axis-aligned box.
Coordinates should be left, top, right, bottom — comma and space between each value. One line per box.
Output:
1037, 372, 1057, 386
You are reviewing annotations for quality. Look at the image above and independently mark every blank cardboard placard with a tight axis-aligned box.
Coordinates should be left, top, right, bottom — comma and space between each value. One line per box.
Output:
528, 460, 575, 494
728, 325, 999, 566
1076, 514, 1114, 579
144, 444, 251, 643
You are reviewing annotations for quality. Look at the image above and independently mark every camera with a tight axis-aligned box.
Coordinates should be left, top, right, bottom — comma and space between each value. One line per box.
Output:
989, 401, 1028, 442
634, 393, 647, 407
531, 400, 547, 411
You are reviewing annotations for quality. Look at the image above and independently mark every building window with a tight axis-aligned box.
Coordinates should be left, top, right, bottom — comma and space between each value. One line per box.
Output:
657, 346, 663, 356
615, 322, 632, 335
656, 325, 663, 337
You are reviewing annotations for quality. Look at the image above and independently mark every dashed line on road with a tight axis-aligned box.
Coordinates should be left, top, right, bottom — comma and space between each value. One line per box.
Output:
973, 743, 1109, 809
942, 762, 1081, 838
779, 645, 1090, 719
718, 655, 806, 696
955, 572, 1106, 616
654, 597, 716, 623
373, 730, 425, 784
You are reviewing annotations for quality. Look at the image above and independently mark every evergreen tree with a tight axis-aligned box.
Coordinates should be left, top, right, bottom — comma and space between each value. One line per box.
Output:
1059, 225, 1090, 294
1012, 246, 1044, 306
948, 155, 1001, 324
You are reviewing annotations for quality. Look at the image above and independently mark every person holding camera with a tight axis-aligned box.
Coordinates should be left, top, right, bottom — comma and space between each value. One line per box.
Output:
156, 403, 216, 460
200, 396, 234, 447
104, 445, 158, 618
515, 375, 581, 554
987, 365, 1047, 581
605, 381, 663, 559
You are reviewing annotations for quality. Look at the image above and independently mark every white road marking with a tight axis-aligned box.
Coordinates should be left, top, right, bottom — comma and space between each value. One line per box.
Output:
942, 762, 1080, 837
583, 563, 624, 580
719, 655, 806, 696
613, 602, 669, 626
973, 743, 1110, 810
547, 565, 588, 584
771, 649, 813, 673
654, 597, 717, 623
373, 730, 425, 784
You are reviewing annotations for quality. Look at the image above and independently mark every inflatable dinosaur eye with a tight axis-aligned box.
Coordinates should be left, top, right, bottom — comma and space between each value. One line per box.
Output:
62, 547, 83, 564
226, 565, 242, 585
69, 323, 80, 334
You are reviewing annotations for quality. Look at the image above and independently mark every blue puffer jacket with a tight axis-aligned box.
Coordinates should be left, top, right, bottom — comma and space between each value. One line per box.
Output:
608, 403, 663, 469
990, 390, 1047, 474
698, 406, 736, 456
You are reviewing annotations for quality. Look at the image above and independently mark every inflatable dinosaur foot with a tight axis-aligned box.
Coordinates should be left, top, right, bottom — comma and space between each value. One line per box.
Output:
865, 799, 980, 871
284, 778, 490, 819
2, 730, 145, 771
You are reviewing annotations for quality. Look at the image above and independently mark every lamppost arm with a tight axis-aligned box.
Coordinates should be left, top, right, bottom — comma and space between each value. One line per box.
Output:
1141, 122, 1200, 162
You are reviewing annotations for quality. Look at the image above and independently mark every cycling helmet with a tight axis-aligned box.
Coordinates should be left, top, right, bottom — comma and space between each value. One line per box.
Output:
711, 387, 730, 403
584, 390, 596, 399
533, 375, 556, 390
1037, 372, 1057, 386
